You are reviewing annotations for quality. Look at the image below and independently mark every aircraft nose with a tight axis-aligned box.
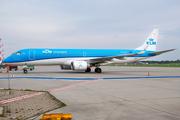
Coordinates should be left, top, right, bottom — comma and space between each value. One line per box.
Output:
2, 57, 10, 63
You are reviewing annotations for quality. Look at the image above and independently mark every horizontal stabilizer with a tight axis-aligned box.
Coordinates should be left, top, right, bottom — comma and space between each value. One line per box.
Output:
148, 49, 176, 55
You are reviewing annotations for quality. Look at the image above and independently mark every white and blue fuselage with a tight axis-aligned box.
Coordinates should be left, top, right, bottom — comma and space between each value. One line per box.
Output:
2, 29, 175, 73
2, 48, 153, 66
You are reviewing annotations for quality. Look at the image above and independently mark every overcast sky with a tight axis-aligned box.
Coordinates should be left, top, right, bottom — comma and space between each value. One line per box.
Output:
0, 0, 180, 60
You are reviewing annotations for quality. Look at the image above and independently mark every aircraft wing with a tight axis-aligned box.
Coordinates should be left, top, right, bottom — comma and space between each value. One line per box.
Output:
88, 51, 145, 64
147, 49, 176, 55
88, 44, 150, 64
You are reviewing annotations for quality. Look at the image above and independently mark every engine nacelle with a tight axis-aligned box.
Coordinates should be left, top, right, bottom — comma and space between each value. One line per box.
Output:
60, 65, 71, 70
71, 61, 88, 71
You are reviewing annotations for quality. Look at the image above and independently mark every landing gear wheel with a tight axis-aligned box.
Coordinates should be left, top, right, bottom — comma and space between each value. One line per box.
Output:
85, 68, 91, 72
23, 69, 28, 74
95, 68, 102, 73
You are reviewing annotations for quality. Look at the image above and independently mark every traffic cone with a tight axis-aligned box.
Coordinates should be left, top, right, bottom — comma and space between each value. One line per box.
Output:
7, 66, 9, 73
148, 71, 150, 76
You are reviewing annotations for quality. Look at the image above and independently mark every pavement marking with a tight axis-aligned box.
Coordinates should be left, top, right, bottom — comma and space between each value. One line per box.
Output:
0, 92, 43, 104
0, 76, 180, 80
0, 78, 101, 104
48, 78, 101, 92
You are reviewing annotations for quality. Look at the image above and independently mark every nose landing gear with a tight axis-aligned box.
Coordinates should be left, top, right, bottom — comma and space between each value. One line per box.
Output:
23, 69, 28, 74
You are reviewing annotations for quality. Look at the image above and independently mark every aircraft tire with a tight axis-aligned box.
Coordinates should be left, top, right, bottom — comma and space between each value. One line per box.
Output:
85, 68, 91, 72
24, 69, 28, 74
95, 68, 102, 73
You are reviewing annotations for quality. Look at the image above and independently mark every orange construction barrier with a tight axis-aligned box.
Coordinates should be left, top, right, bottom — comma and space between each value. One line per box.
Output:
40, 113, 72, 120
148, 71, 150, 76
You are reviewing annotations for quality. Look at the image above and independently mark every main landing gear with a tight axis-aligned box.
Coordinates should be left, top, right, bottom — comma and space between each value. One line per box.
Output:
85, 67, 102, 73
95, 68, 102, 73
85, 68, 91, 72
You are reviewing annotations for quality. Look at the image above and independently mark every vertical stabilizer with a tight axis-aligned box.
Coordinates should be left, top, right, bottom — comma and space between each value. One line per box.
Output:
135, 29, 159, 51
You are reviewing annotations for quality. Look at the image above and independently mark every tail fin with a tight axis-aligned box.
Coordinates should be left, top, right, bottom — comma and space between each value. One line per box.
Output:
135, 29, 159, 51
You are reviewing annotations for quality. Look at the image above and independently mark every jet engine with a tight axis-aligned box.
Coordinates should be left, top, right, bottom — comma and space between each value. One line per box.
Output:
60, 65, 71, 70
71, 61, 89, 70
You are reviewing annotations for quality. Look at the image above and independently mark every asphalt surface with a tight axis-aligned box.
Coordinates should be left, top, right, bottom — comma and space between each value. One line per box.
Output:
0, 66, 180, 120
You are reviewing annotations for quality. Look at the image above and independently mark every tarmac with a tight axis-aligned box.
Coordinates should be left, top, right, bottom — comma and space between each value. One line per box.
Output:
0, 66, 180, 120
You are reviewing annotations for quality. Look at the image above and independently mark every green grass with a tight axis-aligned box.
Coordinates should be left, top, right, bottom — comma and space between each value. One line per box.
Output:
119, 64, 180, 67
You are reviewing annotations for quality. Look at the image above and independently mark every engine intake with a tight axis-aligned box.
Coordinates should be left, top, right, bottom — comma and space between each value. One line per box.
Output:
71, 61, 88, 71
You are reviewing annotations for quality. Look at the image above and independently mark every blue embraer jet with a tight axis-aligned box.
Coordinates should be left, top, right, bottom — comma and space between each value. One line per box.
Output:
2, 29, 175, 73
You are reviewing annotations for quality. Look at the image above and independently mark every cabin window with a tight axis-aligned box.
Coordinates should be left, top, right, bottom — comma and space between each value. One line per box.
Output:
84, 53, 85, 55
115, 53, 116, 55
71, 53, 73, 55
75, 53, 77, 55
112, 53, 113, 55
106, 53, 107, 55
79, 53, 81, 55
43, 53, 45, 55
92, 53, 93, 55
102, 53, 104, 55
51, 53, 53, 55
109, 53, 110, 55
88, 53, 89, 55
55, 53, 57, 55
47, 53, 49, 55
95, 53, 97, 55
68, 53, 69, 55
99, 53, 100, 55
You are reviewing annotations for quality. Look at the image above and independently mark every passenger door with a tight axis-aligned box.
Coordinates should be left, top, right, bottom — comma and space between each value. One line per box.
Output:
29, 49, 35, 60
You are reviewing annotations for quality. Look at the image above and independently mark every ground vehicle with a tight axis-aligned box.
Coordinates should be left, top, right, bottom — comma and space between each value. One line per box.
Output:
0, 64, 18, 71
27, 65, 35, 71
0, 64, 6, 69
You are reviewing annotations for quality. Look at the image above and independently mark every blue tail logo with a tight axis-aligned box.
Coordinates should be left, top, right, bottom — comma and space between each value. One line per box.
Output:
146, 38, 156, 45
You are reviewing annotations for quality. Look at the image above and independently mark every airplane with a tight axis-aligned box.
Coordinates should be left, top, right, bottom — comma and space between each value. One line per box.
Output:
2, 29, 175, 74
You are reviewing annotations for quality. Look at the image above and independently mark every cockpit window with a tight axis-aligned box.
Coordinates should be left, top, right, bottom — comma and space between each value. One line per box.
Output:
17, 52, 21, 55
11, 52, 21, 55
12, 52, 16, 55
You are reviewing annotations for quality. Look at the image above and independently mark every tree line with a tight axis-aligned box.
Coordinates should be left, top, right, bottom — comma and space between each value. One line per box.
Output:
141, 59, 180, 64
